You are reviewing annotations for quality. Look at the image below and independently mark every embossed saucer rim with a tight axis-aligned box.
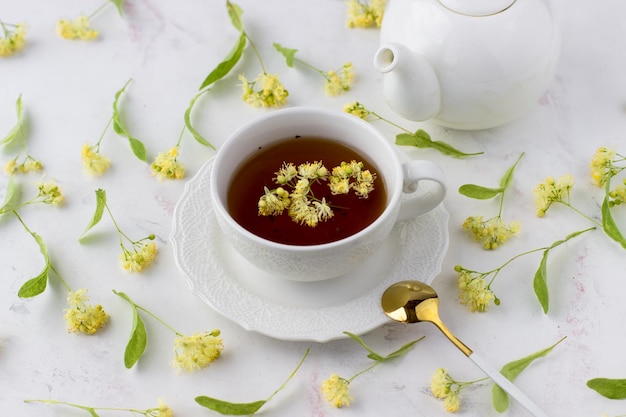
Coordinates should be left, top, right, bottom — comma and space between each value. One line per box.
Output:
170, 158, 449, 342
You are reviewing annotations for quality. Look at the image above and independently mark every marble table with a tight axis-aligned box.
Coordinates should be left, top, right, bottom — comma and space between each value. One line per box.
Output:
2, 1, 626, 416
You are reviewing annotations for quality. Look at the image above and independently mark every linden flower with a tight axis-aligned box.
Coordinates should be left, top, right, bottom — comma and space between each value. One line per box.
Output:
456, 268, 496, 312
152, 398, 174, 417
346, 0, 387, 28
533, 174, 574, 217
64, 289, 109, 335
343, 101, 371, 120
151, 146, 185, 181
56, 15, 99, 40
324, 63, 354, 96
329, 160, 376, 198
0, 21, 27, 57
172, 330, 224, 372
120, 241, 157, 272
239, 73, 289, 108
37, 179, 65, 206
4, 156, 43, 175
258, 186, 290, 216
590, 146, 617, 187
81, 143, 111, 176
462, 216, 521, 250
609, 180, 626, 207
321, 374, 353, 408
430, 368, 482, 413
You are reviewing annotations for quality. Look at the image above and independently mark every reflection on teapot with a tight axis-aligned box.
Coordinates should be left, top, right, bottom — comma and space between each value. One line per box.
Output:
374, 0, 560, 130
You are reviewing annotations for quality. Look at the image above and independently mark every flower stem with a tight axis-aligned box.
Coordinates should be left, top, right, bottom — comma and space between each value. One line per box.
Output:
263, 348, 310, 405
95, 116, 113, 152
134, 304, 183, 337
245, 33, 266, 74
24, 399, 149, 415
346, 360, 380, 383
88, 1, 112, 20
558, 201, 602, 227
48, 264, 72, 293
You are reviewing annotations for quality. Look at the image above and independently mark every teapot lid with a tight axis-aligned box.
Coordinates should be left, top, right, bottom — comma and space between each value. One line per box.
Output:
437, 0, 516, 16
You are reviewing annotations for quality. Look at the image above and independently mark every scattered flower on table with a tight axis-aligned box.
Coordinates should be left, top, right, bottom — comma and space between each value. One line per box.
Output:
345, 0, 387, 28
239, 73, 289, 108
56, 0, 126, 40
0, 20, 27, 57
430, 368, 485, 413
274, 42, 354, 96
81, 143, 111, 176
343, 101, 482, 158
114, 290, 223, 371
533, 174, 575, 217
455, 266, 496, 312
2, 95, 45, 176
36, 178, 65, 206
462, 216, 521, 250
64, 289, 109, 335
151, 146, 185, 180
79, 189, 157, 272
4, 156, 42, 175
24, 397, 173, 417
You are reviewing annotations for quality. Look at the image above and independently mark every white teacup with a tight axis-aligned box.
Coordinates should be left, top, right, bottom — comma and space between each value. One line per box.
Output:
210, 107, 446, 281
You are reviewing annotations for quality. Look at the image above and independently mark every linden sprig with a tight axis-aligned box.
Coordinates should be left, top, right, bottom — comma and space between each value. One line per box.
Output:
79, 189, 157, 272
455, 227, 594, 313
56, 0, 125, 41
0, 19, 27, 57
344, 101, 483, 158
113, 290, 223, 371
345, 0, 387, 28
2, 95, 44, 175
459, 153, 524, 249
195, 348, 308, 415
25, 398, 173, 417
274, 42, 354, 96
432, 337, 565, 413
321, 332, 423, 408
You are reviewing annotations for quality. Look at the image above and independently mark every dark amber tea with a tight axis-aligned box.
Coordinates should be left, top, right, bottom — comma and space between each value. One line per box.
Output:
227, 137, 387, 245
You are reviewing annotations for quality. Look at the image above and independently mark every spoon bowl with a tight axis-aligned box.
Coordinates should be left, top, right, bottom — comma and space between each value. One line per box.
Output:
381, 280, 549, 417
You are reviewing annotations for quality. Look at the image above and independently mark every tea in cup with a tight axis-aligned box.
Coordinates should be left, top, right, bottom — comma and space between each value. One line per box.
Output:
210, 107, 446, 281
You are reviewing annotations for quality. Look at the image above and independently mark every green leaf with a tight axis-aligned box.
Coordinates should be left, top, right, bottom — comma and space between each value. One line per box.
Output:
195, 397, 266, 415
17, 232, 50, 298
587, 378, 626, 399
109, 0, 125, 16
226, 1, 244, 31
533, 250, 550, 313
492, 337, 566, 412
183, 90, 215, 149
0, 176, 21, 214
112, 79, 147, 162
199, 32, 247, 90
499, 152, 524, 189
344, 331, 384, 361
79, 189, 107, 242
113, 290, 148, 369
458, 184, 503, 200
395, 130, 483, 158
1, 94, 24, 146
273, 42, 298, 67
533, 227, 594, 313
381, 336, 425, 360
602, 195, 626, 249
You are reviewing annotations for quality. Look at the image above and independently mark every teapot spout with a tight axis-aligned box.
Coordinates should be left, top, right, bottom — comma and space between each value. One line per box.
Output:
374, 43, 441, 121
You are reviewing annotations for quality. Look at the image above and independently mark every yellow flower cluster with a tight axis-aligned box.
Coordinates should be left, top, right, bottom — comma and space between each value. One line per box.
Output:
258, 160, 376, 227
56, 16, 99, 40
172, 330, 224, 372
321, 374, 353, 408
151, 146, 185, 181
4, 157, 43, 175
150, 398, 174, 417
590, 146, 616, 187
64, 289, 109, 335
431, 368, 461, 412
239, 73, 289, 108
343, 101, 371, 119
324, 63, 354, 96
81, 143, 111, 176
609, 180, 626, 207
37, 179, 65, 206
533, 174, 574, 217
0, 22, 27, 57
120, 241, 157, 272
346, 0, 387, 28
456, 267, 496, 312
462, 216, 521, 250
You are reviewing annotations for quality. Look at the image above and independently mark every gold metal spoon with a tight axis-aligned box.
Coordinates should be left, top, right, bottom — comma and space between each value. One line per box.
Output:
381, 280, 549, 417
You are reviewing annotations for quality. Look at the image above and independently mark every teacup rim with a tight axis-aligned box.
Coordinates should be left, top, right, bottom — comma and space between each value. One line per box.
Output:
210, 106, 404, 252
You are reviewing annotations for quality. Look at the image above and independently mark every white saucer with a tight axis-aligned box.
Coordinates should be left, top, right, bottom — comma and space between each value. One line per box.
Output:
170, 158, 449, 342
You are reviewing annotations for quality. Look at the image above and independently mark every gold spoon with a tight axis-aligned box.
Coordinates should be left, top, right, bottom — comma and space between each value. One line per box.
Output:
381, 280, 549, 417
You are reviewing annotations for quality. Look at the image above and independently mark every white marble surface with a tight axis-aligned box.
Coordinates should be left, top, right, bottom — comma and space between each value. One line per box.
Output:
2, 1, 626, 416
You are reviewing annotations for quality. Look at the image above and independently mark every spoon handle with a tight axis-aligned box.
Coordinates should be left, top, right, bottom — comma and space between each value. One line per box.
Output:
469, 352, 550, 417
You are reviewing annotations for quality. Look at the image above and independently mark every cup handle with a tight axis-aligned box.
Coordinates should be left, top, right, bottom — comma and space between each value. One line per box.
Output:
397, 160, 446, 222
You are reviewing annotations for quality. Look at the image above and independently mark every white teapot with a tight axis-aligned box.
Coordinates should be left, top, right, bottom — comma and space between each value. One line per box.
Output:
374, 0, 560, 130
